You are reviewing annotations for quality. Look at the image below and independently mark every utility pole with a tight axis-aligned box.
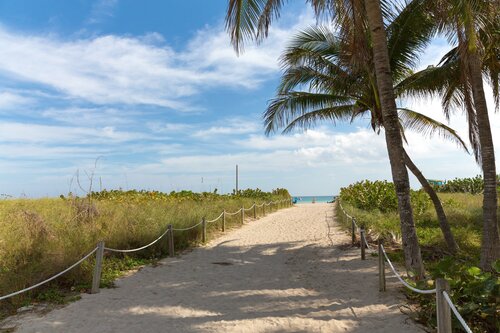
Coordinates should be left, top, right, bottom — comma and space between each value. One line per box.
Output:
236, 164, 239, 194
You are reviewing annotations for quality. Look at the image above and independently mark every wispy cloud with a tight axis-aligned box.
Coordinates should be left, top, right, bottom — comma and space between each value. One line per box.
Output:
0, 13, 313, 111
0, 91, 34, 109
192, 119, 260, 138
86, 0, 119, 25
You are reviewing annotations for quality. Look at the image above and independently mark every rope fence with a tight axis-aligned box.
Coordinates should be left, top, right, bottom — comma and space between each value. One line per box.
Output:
337, 200, 474, 333
0, 198, 292, 302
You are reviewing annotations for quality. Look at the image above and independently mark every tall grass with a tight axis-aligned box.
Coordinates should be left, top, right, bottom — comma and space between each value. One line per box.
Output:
0, 189, 290, 314
336, 193, 488, 256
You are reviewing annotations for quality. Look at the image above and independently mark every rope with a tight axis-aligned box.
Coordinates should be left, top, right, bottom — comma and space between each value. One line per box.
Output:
442, 291, 473, 333
0, 247, 98, 301
224, 208, 242, 216
173, 220, 204, 231
352, 218, 360, 231
104, 228, 170, 253
360, 230, 372, 250
338, 201, 353, 219
243, 204, 255, 211
206, 212, 224, 224
381, 245, 436, 294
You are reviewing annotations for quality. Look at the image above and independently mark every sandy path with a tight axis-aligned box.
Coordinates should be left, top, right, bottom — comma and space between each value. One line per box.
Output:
7, 203, 423, 333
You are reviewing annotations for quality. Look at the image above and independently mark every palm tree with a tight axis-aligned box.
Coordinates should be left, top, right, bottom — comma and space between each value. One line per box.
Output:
226, 0, 426, 276
265, 13, 462, 253
400, 0, 499, 271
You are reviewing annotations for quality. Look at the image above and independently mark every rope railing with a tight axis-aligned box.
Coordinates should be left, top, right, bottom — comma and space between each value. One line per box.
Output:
380, 244, 435, 294
337, 201, 474, 333
172, 220, 204, 231
224, 208, 242, 216
104, 228, 171, 253
206, 211, 224, 223
0, 198, 292, 301
443, 291, 473, 333
243, 205, 255, 211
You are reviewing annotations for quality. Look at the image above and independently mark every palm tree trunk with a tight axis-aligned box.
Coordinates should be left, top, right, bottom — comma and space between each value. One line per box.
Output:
468, 50, 499, 271
364, 0, 424, 278
403, 149, 459, 253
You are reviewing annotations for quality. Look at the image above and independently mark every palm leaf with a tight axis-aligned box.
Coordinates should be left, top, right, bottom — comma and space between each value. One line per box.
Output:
281, 104, 358, 133
226, 0, 285, 53
264, 92, 354, 134
398, 108, 469, 152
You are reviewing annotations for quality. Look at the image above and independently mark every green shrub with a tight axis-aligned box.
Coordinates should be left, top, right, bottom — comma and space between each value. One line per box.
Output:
412, 258, 499, 332
435, 174, 500, 194
339, 179, 430, 215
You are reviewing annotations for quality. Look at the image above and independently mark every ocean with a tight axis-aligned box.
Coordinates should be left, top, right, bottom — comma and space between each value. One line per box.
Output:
292, 195, 336, 204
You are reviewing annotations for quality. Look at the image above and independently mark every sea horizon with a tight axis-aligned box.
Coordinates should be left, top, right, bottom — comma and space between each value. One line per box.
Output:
292, 195, 337, 204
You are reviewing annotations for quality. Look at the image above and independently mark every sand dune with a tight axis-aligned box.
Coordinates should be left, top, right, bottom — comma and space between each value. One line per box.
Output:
6, 203, 424, 332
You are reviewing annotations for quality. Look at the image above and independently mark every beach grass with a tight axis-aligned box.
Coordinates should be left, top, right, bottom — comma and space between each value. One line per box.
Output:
336, 193, 488, 257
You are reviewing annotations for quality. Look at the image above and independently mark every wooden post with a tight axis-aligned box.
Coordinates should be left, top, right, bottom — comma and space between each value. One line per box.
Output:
202, 217, 206, 243
253, 202, 256, 219
241, 207, 244, 224
263, 204, 266, 216
91, 241, 105, 294
436, 278, 452, 333
167, 224, 174, 257
378, 239, 386, 291
222, 210, 226, 232
360, 229, 366, 260
351, 218, 356, 245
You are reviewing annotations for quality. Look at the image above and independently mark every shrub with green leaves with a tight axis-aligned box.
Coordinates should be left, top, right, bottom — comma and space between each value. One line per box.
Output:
339, 180, 430, 214
435, 175, 500, 194
412, 258, 499, 332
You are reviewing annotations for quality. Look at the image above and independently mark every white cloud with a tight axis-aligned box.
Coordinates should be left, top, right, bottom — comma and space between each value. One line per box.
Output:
192, 119, 260, 138
159, 128, 388, 174
86, 0, 119, 25
41, 107, 134, 126
0, 12, 314, 111
0, 91, 34, 109
0, 122, 149, 143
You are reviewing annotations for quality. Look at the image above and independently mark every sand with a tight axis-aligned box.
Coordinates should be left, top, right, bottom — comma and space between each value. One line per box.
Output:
4, 203, 424, 332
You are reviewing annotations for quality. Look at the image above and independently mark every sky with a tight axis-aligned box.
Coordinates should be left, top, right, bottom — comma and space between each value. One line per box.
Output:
0, 0, 498, 197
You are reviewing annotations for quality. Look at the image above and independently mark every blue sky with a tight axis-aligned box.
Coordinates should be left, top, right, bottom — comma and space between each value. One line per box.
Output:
0, 0, 498, 197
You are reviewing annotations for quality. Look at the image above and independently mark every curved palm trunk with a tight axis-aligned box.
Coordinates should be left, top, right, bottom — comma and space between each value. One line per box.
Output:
365, 0, 424, 278
403, 149, 459, 253
468, 51, 499, 271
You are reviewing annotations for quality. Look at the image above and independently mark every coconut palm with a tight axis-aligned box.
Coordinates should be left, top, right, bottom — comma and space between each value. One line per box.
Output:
264, 6, 462, 252
226, 0, 425, 277
399, 0, 499, 270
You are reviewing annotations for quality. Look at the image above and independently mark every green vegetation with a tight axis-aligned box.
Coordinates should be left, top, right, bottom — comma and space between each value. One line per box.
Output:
433, 175, 500, 194
0, 188, 290, 318
337, 180, 499, 332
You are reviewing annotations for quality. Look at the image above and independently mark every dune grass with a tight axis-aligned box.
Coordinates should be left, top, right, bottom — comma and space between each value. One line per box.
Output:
336, 193, 485, 257
0, 190, 290, 318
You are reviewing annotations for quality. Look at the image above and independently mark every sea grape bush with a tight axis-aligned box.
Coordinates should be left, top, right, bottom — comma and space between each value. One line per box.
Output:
413, 258, 500, 332
434, 175, 500, 194
61, 188, 291, 203
339, 180, 430, 213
